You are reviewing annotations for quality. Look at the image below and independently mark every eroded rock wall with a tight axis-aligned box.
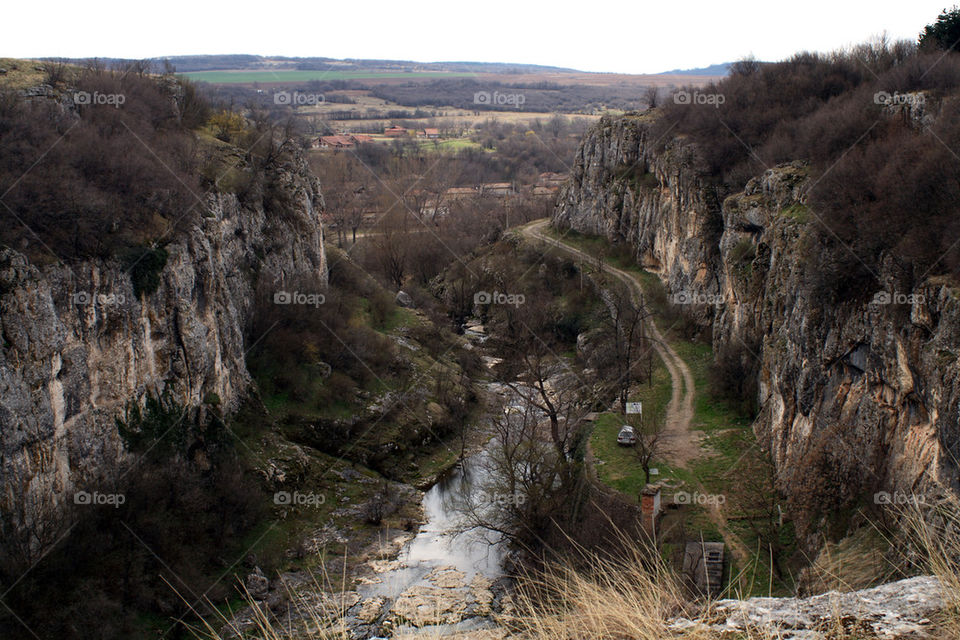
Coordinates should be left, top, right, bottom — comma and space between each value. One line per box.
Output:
0, 150, 326, 545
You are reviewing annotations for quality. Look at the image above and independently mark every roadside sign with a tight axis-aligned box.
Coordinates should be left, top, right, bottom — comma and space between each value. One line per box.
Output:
650, 468, 659, 476
626, 402, 642, 415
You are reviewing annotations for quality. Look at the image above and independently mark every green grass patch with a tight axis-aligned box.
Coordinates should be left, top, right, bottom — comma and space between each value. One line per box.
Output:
541, 226, 646, 276
781, 203, 811, 223
416, 138, 486, 153
590, 356, 672, 498
380, 306, 420, 332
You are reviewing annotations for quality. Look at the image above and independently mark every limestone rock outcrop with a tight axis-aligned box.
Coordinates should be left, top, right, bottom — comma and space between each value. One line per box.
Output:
0, 146, 326, 549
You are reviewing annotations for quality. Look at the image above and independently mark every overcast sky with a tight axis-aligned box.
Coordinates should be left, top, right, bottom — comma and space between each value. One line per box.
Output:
4, 1, 953, 73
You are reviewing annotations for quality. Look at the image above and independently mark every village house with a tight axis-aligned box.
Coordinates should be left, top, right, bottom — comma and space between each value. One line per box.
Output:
315, 133, 375, 150
537, 171, 567, 187
384, 125, 408, 137
479, 182, 514, 197
317, 135, 355, 150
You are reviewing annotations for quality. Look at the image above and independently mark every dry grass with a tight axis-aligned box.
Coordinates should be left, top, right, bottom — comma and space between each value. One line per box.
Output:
188, 502, 960, 640
186, 587, 350, 640
797, 525, 898, 595
0, 58, 48, 90
181, 557, 354, 640
907, 497, 960, 639
506, 541, 690, 640
505, 505, 960, 640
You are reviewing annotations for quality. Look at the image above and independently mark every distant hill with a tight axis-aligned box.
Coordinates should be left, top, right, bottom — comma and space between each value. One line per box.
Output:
50, 54, 579, 75
427, 61, 579, 74
659, 62, 732, 76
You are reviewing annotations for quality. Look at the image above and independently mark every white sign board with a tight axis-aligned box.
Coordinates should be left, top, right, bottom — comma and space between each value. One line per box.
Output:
649, 468, 659, 476
626, 402, 642, 415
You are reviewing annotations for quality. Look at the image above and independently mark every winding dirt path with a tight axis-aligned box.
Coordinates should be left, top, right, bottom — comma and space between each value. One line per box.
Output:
519, 219, 698, 467
519, 220, 760, 573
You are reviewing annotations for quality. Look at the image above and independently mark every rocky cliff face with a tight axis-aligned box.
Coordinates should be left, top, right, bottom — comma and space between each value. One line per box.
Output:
0, 150, 326, 548
554, 114, 960, 537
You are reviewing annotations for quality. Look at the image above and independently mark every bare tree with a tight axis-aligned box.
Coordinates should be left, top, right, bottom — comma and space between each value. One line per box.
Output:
314, 154, 366, 247
347, 186, 368, 244
374, 232, 408, 290
729, 448, 786, 578
643, 86, 660, 109
457, 399, 589, 546
422, 161, 461, 225
597, 283, 652, 414
493, 298, 591, 463
627, 414, 666, 485
41, 59, 69, 86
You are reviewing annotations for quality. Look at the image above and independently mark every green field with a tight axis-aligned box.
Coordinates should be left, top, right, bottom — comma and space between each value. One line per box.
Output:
180, 70, 477, 84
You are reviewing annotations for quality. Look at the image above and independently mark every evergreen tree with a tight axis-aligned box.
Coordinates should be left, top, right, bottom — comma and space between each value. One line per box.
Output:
920, 6, 960, 51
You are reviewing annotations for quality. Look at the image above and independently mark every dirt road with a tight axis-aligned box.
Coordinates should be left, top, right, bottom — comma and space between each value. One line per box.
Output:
519, 219, 699, 467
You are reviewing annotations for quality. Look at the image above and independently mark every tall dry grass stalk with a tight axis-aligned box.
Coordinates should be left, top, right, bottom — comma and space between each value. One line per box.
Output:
906, 494, 960, 639
506, 535, 696, 640
181, 549, 353, 640
185, 584, 349, 640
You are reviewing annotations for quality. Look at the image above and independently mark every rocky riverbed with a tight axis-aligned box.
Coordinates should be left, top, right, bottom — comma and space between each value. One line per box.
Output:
224, 379, 521, 639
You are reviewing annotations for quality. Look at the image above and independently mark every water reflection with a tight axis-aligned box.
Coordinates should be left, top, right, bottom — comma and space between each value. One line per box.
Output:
359, 451, 505, 598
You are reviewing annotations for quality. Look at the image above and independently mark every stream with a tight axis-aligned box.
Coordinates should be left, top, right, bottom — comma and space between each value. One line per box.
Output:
363, 452, 506, 600
358, 383, 522, 637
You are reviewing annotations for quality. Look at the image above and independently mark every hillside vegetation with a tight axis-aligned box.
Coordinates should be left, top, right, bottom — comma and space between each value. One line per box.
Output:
654, 38, 960, 298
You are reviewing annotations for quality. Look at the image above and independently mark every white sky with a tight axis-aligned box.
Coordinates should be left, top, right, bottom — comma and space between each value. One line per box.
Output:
4, 1, 952, 73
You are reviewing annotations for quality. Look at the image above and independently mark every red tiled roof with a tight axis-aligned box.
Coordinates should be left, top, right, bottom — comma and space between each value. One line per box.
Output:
319, 135, 354, 147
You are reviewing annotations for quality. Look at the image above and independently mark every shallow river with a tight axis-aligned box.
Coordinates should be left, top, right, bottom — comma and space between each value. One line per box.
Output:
362, 450, 507, 600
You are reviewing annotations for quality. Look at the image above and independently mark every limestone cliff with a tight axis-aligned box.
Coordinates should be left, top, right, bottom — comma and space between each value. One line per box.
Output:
0, 149, 326, 547
554, 114, 960, 538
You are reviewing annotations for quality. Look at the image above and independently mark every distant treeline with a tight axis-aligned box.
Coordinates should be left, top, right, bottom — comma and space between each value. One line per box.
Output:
51, 55, 578, 74
197, 78, 658, 115
369, 79, 654, 113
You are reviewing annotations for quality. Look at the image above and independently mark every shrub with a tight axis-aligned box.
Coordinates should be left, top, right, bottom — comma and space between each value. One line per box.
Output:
708, 344, 760, 417
653, 39, 960, 296
123, 245, 168, 298
729, 237, 756, 265
0, 68, 210, 261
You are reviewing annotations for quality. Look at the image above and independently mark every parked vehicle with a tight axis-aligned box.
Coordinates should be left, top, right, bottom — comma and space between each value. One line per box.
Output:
617, 425, 637, 446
